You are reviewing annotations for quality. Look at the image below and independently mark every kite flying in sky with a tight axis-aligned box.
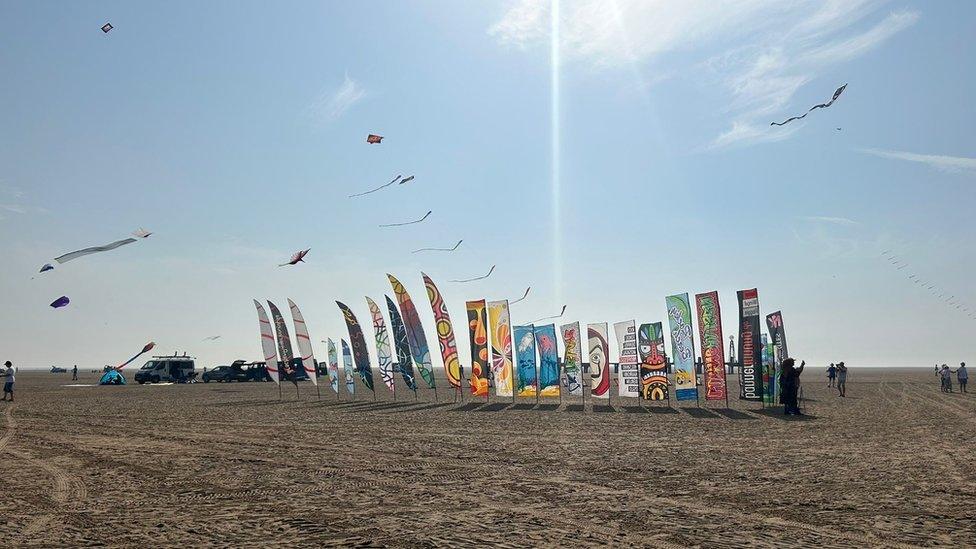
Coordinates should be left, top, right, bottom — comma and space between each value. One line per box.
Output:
366, 134, 383, 144
132, 228, 152, 238
411, 239, 462, 254
399, 175, 415, 185
54, 238, 138, 264
117, 342, 156, 369
379, 210, 431, 228
39, 264, 54, 273
202, 335, 221, 341
450, 265, 495, 283
510, 287, 531, 304
349, 175, 402, 198
531, 305, 567, 323
101, 23, 113, 33
279, 249, 310, 267
50, 296, 70, 309
771, 84, 847, 126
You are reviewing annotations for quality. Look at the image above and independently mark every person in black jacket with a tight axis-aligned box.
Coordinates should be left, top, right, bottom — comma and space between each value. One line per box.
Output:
779, 358, 805, 415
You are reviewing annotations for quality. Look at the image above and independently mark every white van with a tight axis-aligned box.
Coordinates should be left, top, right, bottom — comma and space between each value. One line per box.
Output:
134, 354, 196, 384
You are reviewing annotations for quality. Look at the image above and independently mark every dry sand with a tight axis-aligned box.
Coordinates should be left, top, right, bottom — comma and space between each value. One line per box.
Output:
0, 368, 974, 547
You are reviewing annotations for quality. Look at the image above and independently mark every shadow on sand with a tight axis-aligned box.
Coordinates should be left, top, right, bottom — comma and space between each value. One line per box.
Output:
681, 408, 720, 419
712, 408, 756, 420
749, 408, 819, 421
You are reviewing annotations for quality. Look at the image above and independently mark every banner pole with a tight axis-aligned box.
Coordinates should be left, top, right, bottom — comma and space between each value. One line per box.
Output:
278, 382, 282, 401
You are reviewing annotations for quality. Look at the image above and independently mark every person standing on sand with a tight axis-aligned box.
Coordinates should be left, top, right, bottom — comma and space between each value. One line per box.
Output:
952, 363, 967, 394
836, 362, 848, 397
2, 361, 15, 402
72, 364, 78, 381
779, 358, 805, 415
827, 363, 837, 387
939, 365, 952, 393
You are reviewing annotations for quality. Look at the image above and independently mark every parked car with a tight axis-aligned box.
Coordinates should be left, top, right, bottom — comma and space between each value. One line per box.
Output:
202, 365, 247, 383
202, 360, 273, 382
134, 354, 196, 384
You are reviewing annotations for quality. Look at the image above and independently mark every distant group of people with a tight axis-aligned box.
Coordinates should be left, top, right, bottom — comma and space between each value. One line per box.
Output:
937, 363, 967, 393
826, 362, 848, 397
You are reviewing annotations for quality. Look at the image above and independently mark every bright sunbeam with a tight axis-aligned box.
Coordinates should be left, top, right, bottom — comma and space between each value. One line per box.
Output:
551, 0, 561, 305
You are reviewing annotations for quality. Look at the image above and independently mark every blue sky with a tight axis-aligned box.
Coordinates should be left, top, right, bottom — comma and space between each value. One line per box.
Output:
1, 0, 974, 370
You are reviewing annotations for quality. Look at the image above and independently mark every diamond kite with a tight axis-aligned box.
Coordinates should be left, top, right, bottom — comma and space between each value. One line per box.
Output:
279, 249, 310, 267
366, 134, 383, 144
101, 23, 113, 33
132, 228, 152, 238
771, 84, 847, 126
50, 296, 70, 308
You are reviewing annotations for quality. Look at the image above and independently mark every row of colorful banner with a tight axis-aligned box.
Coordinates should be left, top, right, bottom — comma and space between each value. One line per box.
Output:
258, 277, 789, 405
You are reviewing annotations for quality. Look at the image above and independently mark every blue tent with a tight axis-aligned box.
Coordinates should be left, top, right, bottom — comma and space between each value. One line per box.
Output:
99, 370, 126, 385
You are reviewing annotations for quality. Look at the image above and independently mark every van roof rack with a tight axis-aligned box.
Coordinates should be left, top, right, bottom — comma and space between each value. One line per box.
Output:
151, 353, 197, 360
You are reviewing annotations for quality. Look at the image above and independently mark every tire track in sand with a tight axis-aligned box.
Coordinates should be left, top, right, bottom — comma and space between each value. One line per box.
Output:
1, 404, 88, 542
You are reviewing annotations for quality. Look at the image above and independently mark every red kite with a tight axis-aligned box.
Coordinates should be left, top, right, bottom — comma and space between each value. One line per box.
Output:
366, 134, 384, 144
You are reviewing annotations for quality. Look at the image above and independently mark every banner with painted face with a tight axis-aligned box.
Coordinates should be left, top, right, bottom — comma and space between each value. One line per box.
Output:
466, 300, 490, 397
386, 296, 417, 392
560, 322, 584, 396
587, 323, 611, 399
737, 288, 763, 401
638, 323, 669, 400
487, 300, 514, 397
613, 320, 641, 398
666, 293, 698, 401
765, 310, 789, 363
514, 325, 538, 397
535, 324, 560, 397
695, 291, 727, 401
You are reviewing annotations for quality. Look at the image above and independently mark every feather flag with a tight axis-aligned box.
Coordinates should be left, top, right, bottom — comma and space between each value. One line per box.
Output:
337, 301, 375, 392
386, 296, 418, 392
388, 274, 435, 388
422, 273, 462, 389
288, 299, 318, 385
267, 301, 298, 384
341, 339, 355, 395
327, 339, 340, 394
254, 301, 280, 384
367, 297, 396, 394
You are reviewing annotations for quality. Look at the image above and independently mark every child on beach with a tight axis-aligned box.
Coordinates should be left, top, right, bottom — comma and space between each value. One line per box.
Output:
827, 363, 837, 387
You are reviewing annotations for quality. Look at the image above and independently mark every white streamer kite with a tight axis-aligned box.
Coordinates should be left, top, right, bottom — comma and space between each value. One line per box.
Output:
54, 238, 137, 264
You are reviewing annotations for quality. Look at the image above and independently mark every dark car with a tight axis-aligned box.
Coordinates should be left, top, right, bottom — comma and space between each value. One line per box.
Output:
202, 365, 248, 383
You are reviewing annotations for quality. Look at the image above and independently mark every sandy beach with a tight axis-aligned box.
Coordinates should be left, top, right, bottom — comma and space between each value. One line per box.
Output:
1, 367, 973, 547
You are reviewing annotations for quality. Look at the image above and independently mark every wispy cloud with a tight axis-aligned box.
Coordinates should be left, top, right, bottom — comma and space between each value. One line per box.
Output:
308, 73, 365, 123
489, 1, 918, 149
859, 148, 976, 174
801, 215, 860, 226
